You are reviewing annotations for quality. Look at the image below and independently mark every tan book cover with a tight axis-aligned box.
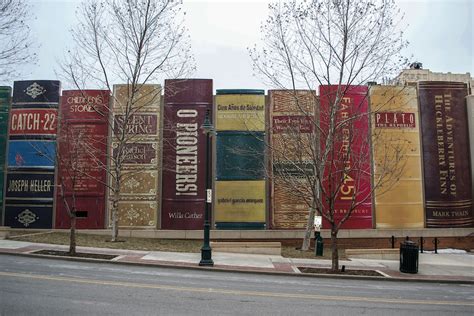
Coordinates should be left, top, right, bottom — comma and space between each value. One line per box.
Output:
370, 85, 424, 228
109, 84, 161, 228
269, 90, 317, 229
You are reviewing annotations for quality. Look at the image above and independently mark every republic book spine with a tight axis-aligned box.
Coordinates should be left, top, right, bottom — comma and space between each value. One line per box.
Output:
370, 85, 424, 228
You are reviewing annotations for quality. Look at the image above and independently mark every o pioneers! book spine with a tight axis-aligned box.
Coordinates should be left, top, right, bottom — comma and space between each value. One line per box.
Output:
161, 79, 213, 229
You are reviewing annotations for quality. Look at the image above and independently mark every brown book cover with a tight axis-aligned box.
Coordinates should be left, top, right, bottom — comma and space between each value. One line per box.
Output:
418, 81, 473, 227
467, 96, 474, 206
269, 90, 317, 229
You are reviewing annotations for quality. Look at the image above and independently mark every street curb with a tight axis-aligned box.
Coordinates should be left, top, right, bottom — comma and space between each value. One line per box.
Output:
1, 251, 473, 285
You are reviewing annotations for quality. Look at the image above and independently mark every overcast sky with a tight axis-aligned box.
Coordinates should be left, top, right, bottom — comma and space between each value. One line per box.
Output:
14, 0, 474, 90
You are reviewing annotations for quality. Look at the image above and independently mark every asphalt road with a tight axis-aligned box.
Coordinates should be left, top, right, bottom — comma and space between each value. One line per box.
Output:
0, 254, 472, 315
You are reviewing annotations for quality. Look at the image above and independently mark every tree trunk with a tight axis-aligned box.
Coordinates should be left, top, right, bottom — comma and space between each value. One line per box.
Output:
69, 215, 76, 256
111, 197, 119, 242
331, 228, 339, 271
110, 163, 121, 242
302, 203, 316, 250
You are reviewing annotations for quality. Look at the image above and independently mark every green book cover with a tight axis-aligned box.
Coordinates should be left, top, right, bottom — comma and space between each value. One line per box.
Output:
0, 86, 12, 221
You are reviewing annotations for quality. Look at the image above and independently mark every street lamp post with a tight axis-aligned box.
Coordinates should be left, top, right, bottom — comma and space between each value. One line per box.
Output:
199, 109, 214, 266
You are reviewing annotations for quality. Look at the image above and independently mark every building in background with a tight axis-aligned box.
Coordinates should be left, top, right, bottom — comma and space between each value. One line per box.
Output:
0, 72, 472, 231
392, 62, 473, 93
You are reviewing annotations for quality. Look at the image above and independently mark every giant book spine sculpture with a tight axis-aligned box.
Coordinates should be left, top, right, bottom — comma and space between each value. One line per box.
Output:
467, 95, 474, 208
418, 81, 473, 227
269, 90, 317, 229
370, 85, 424, 228
0, 87, 11, 223
109, 84, 161, 228
161, 79, 213, 229
214, 89, 266, 229
319, 85, 373, 229
4, 80, 60, 228
56, 90, 110, 229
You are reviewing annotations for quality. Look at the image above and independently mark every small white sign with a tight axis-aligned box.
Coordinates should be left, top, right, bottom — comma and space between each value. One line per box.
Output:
206, 189, 212, 203
314, 216, 322, 231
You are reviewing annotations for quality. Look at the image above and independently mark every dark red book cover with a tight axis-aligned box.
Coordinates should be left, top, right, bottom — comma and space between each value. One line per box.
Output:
319, 85, 373, 229
418, 81, 473, 227
161, 79, 213, 229
55, 90, 110, 229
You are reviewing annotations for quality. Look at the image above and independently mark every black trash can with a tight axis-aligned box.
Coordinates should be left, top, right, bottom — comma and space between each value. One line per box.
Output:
399, 240, 419, 273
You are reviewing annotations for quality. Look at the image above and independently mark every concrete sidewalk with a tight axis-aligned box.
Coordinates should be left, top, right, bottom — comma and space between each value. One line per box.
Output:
0, 240, 472, 283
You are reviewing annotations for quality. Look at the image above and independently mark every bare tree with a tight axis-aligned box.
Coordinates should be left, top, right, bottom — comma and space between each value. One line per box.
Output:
56, 124, 89, 256
55, 90, 111, 254
0, 0, 37, 81
250, 0, 408, 271
61, 0, 194, 241
24, 105, 105, 255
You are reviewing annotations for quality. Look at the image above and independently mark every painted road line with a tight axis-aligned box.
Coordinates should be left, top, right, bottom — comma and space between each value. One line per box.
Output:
0, 271, 472, 307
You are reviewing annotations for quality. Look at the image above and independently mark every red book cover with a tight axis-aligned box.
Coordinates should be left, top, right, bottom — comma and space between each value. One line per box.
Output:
418, 81, 473, 227
55, 90, 110, 229
9, 108, 58, 136
161, 79, 213, 229
319, 85, 372, 229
